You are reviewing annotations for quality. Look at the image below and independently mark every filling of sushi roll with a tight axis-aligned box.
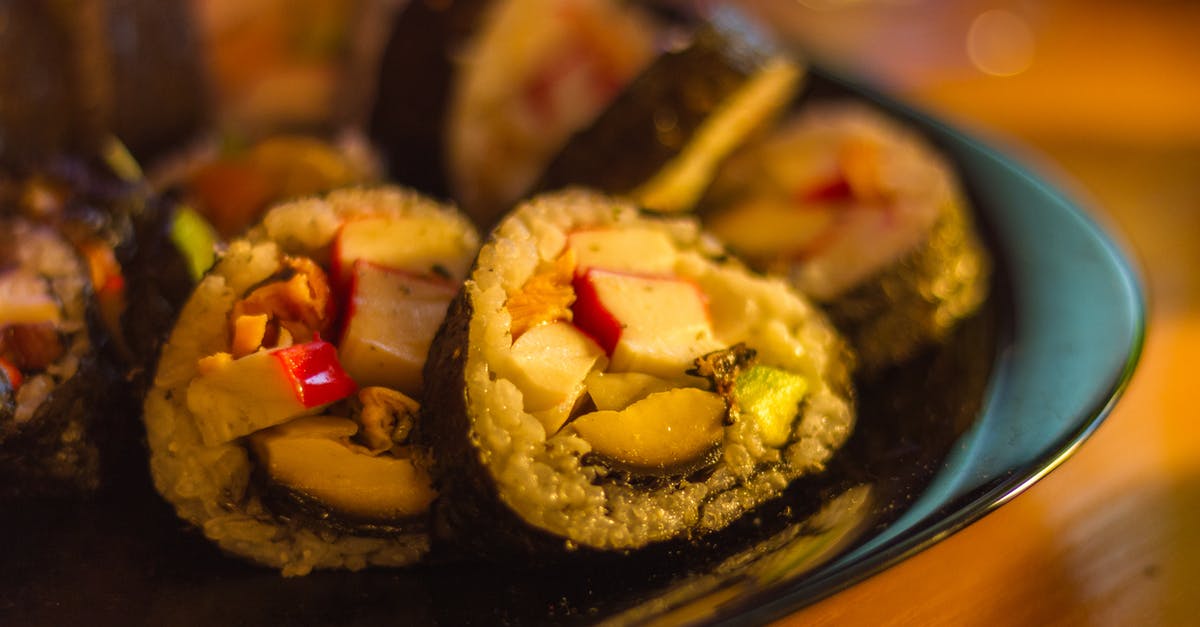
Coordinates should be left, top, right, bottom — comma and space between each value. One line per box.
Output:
704, 102, 951, 300
425, 190, 854, 553
701, 102, 990, 367
446, 0, 658, 223
1, 156, 137, 358
0, 151, 208, 496
1, 145, 219, 374
144, 187, 479, 574
500, 228, 807, 474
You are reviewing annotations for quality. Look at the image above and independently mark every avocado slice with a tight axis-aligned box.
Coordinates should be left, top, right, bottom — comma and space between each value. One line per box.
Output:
168, 205, 218, 282
734, 364, 807, 447
691, 343, 806, 447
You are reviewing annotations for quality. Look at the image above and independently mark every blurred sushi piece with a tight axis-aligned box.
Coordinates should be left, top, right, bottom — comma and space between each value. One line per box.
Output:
142, 186, 479, 575
370, 0, 663, 225
149, 132, 381, 239
0, 142, 223, 497
701, 101, 991, 371
418, 189, 855, 558
0, 214, 111, 497
445, 0, 661, 224
536, 6, 804, 215
192, 0, 380, 136
0, 154, 141, 497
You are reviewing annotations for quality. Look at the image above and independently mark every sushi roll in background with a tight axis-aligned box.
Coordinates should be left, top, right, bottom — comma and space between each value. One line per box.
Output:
149, 132, 382, 240
535, 7, 804, 215
0, 214, 114, 497
142, 186, 479, 575
3, 144, 220, 399
419, 189, 855, 558
0, 152, 155, 497
443, 0, 661, 225
701, 101, 991, 371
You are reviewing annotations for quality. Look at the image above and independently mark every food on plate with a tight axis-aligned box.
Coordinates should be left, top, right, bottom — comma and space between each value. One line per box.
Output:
418, 189, 855, 557
142, 186, 479, 575
701, 101, 991, 370
536, 9, 804, 215
0, 2, 1000, 590
443, 0, 661, 225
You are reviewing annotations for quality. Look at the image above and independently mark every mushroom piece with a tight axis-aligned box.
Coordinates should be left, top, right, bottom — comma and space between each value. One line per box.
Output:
247, 414, 435, 525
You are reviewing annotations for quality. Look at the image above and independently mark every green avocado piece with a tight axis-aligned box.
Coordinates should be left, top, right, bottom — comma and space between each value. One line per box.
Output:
169, 204, 218, 282
735, 364, 807, 448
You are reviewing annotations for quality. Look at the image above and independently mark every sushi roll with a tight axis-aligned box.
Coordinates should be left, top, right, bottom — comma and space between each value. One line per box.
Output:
0, 150, 169, 497
443, 0, 661, 225
142, 186, 479, 575
419, 189, 855, 557
702, 102, 991, 370
0, 214, 113, 497
536, 8, 804, 215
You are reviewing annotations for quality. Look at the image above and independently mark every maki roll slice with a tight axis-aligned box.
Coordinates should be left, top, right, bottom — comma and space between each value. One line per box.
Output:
702, 102, 991, 371
142, 186, 479, 575
536, 7, 804, 215
441, 0, 661, 225
0, 150, 183, 497
0, 215, 113, 497
420, 189, 855, 557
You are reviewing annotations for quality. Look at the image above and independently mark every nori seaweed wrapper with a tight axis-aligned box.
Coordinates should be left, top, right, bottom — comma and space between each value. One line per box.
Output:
821, 198, 991, 370
368, 0, 491, 199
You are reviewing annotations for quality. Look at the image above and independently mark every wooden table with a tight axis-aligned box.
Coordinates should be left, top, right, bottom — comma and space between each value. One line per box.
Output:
736, 1, 1200, 624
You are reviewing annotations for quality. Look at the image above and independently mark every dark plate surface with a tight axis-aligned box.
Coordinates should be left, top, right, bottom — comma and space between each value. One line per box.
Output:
0, 69, 1143, 626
